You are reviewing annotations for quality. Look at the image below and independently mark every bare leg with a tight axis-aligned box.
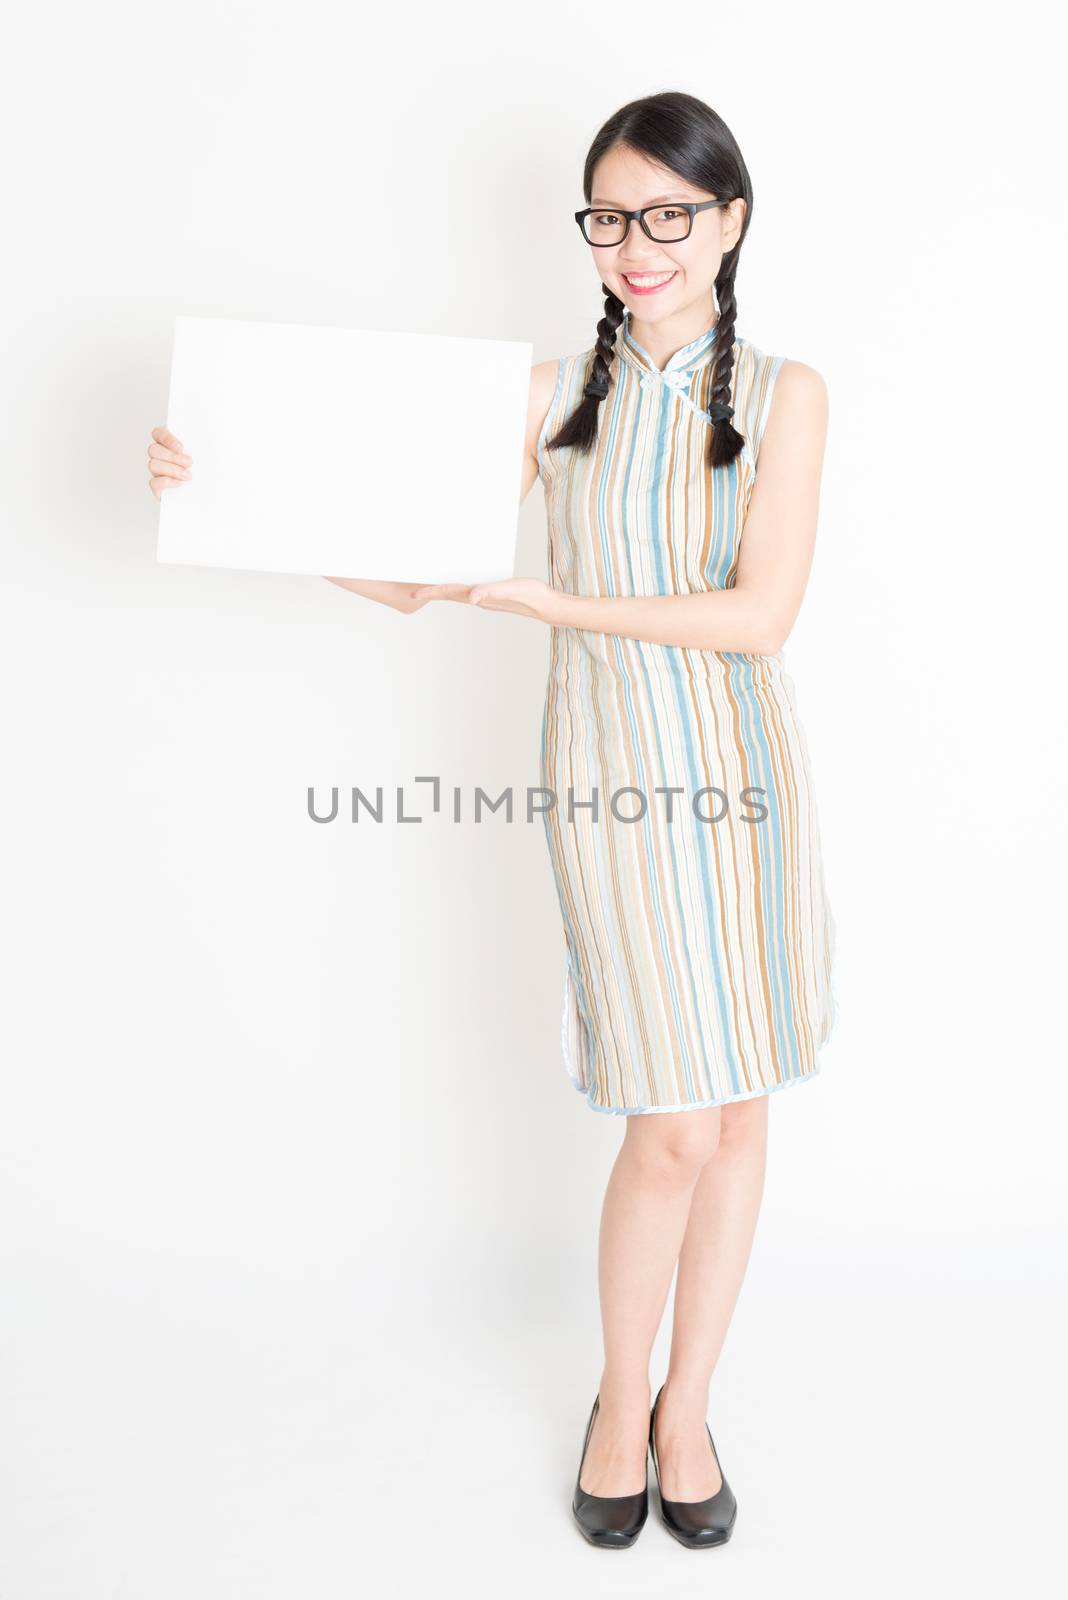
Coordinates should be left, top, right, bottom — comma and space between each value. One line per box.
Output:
577, 1106, 722, 1495
652, 1094, 770, 1499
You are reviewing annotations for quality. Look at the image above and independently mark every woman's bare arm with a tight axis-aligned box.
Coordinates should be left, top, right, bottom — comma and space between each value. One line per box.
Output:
521, 358, 560, 503
321, 575, 429, 613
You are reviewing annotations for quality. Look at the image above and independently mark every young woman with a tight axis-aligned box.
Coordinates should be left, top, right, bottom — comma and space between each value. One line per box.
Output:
147, 90, 837, 1552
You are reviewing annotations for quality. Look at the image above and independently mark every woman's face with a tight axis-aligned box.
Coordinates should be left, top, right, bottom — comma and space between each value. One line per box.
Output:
587, 145, 745, 325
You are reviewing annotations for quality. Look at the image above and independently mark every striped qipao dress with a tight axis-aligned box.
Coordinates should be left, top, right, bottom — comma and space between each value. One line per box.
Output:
536, 307, 838, 1115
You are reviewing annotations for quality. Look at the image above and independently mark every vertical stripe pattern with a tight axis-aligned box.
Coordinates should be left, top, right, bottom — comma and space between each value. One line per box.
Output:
536, 309, 838, 1115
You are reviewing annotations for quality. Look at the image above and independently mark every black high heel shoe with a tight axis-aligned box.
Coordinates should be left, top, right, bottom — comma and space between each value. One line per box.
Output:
571, 1393, 649, 1548
649, 1381, 738, 1548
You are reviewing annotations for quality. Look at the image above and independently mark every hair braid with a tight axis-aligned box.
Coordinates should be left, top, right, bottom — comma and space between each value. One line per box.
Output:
705, 266, 745, 469
544, 285, 624, 456
585, 287, 625, 399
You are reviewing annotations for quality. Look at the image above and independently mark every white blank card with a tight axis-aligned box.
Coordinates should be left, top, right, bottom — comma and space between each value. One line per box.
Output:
157, 315, 534, 583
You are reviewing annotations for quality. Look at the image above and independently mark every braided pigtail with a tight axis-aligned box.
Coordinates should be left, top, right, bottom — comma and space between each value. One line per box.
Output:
544, 285, 625, 457
705, 267, 745, 470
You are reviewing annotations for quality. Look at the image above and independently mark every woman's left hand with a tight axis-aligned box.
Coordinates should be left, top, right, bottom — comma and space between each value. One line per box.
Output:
408, 578, 557, 621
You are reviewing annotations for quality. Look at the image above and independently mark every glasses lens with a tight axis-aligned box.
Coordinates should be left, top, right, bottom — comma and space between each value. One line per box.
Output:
644, 206, 691, 241
585, 211, 627, 245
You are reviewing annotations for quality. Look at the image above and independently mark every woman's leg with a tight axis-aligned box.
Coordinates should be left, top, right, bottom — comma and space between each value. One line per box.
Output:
577, 1106, 723, 1495
653, 1094, 770, 1499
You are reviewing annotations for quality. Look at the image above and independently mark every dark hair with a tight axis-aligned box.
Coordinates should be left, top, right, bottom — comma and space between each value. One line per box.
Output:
545, 91, 754, 471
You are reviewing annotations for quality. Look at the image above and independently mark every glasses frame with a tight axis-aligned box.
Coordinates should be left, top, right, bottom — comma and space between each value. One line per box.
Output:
574, 198, 735, 247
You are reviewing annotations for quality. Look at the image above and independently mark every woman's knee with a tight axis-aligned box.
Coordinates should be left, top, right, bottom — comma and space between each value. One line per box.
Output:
717, 1094, 769, 1151
625, 1106, 722, 1179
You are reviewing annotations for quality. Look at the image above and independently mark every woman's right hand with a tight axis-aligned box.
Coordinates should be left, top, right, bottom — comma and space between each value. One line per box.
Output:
147, 426, 192, 500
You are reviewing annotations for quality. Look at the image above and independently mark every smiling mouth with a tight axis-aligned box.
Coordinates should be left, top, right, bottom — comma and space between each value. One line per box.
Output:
621, 270, 678, 291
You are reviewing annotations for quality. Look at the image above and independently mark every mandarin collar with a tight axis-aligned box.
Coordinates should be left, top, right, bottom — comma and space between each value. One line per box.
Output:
616, 306, 721, 380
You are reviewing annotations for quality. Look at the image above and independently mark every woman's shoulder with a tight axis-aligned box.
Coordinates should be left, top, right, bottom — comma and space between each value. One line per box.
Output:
734, 334, 825, 395
527, 348, 593, 445
527, 357, 566, 451
733, 336, 827, 465
529, 356, 563, 412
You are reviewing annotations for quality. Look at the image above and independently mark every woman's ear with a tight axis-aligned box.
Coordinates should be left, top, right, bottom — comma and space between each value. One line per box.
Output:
723, 196, 747, 251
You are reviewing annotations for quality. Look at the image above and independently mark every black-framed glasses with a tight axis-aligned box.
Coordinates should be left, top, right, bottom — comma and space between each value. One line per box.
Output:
575, 198, 734, 247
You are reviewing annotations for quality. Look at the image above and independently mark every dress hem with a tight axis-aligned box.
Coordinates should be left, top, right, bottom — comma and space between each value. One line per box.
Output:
560, 946, 835, 1116
566, 1061, 822, 1117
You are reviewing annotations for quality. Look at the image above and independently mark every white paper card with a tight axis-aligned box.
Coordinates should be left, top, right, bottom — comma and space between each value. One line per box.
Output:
157, 315, 533, 582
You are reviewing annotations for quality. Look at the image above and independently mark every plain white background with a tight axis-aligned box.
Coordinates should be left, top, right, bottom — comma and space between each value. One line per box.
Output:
2, 2, 1065, 1595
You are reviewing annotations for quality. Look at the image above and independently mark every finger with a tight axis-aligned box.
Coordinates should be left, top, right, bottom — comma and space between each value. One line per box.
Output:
147, 454, 191, 482
149, 470, 189, 496
151, 426, 190, 458
149, 438, 192, 464
148, 438, 193, 468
